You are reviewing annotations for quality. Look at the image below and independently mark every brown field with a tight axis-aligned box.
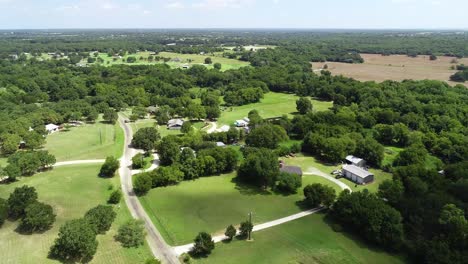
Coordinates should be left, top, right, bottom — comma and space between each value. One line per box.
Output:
312, 54, 468, 87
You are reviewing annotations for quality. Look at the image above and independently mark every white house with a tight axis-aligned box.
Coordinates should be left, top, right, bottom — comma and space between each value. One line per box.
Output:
45, 124, 60, 134
167, 119, 184, 130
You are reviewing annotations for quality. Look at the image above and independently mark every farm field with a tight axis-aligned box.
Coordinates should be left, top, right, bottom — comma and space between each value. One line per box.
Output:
193, 213, 405, 264
312, 54, 468, 87
139, 172, 343, 245
0, 164, 152, 264
217, 93, 332, 126
44, 121, 124, 161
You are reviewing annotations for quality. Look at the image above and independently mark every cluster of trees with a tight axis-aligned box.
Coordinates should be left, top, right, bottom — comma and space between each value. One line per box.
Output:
1, 185, 56, 233
450, 64, 468, 82
2, 151, 56, 181
49, 205, 116, 262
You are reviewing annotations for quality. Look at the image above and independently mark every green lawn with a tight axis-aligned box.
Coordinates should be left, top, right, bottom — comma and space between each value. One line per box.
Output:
0, 157, 7, 167
0, 164, 152, 264
193, 213, 405, 264
44, 121, 124, 161
88, 51, 249, 71
217, 93, 333, 126
139, 173, 343, 246
130, 119, 157, 132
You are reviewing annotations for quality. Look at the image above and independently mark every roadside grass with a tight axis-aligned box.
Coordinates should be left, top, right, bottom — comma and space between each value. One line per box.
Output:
193, 213, 405, 264
217, 93, 332, 126
139, 173, 342, 246
0, 164, 152, 264
130, 119, 157, 132
0, 157, 7, 167
44, 120, 124, 161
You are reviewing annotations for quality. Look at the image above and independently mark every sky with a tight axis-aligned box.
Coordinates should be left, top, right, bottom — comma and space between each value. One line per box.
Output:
0, 0, 467, 29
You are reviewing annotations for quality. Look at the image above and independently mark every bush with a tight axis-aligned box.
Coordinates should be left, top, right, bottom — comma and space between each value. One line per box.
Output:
224, 224, 237, 240
303, 183, 336, 207
108, 189, 122, 204
181, 253, 192, 263
0, 198, 9, 227
84, 205, 116, 234
132, 153, 147, 169
239, 221, 253, 239
133, 173, 152, 195
116, 219, 146, 248
145, 258, 161, 264
150, 166, 184, 188
19, 201, 56, 232
276, 172, 302, 194
99, 156, 120, 178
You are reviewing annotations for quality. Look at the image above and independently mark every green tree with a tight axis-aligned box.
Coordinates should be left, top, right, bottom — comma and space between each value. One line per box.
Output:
23, 131, 45, 150
158, 137, 180, 166
4, 164, 21, 181
0, 198, 8, 227
132, 127, 161, 153
224, 224, 237, 241
0, 133, 21, 154
99, 156, 120, 178
245, 124, 288, 149
103, 109, 118, 124
296, 97, 313, 114
393, 144, 427, 166
108, 189, 122, 204
181, 121, 193, 134
204, 57, 213, 64
191, 232, 215, 256
276, 172, 302, 194
186, 104, 206, 120
132, 153, 148, 169
239, 221, 253, 239
378, 179, 404, 206
133, 173, 152, 196
213, 63, 222, 70
237, 148, 279, 188
7, 185, 38, 219
49, 218, 98, 262
19, 201, 56, 232
84, 205, 116, 234
150, 166, 184, 187
303, 183, 336, 207
116, 219, 146, 248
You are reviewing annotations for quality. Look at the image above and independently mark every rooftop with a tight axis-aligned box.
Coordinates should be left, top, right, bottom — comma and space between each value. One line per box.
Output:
343, 164, 373, 179
346, 155, 364, 164
280, 165, 303, 176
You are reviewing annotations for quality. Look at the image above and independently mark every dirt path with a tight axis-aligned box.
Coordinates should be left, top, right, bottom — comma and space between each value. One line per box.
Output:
118, 116, 180, 264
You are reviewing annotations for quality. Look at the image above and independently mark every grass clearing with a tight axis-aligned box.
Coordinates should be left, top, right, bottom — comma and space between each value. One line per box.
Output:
312, 53, 468, 87
0, 164, 152, 264
139, 173, 343, 246
193, 213, 405, 264
45, 121, 124, 161
217, 93, 332, 126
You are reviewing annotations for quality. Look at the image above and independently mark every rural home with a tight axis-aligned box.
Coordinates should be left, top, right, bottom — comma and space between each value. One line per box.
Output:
45, 124, 60, 134
345, 155, 366, 167
216, 142, 226, 147
342, 164, 374, 185
279, 161, 303, 176
234, 118, 250, 127
167, 119, 184, 130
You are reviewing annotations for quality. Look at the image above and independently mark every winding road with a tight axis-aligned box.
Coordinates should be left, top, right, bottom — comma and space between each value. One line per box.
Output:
117, 116, 180, 264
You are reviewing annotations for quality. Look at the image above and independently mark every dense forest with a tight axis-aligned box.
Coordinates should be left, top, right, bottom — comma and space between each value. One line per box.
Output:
0, 30, 467, 264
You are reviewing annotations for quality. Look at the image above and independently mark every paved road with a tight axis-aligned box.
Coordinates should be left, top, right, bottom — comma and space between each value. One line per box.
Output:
54, 159, 105, 167
118, 116, 180, 264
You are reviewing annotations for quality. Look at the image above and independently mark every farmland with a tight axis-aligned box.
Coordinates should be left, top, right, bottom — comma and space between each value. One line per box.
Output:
0, 164, 152, 264
139, 172, 343, 245
312, 54, 468, 87
193, 213, 405, 264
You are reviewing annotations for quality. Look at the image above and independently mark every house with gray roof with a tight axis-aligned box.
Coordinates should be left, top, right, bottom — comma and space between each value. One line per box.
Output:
167, 119, 184, 130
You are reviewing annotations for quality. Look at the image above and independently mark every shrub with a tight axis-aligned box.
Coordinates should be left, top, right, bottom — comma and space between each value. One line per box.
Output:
84, 205, 116, 234
19, 201, 56, 232
116, 219, 146, 248
99, 156, 120, 177
191, 232, 215, 256
276, 172, 302, 194
133, 173, 152, 196
132, 153, 147, 169
239, 221, 253, 239
108, 189, 122, 204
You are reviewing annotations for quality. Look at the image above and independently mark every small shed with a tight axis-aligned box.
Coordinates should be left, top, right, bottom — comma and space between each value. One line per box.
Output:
167, 119, 184, 130
345, 155, 366, 167
279, 165, 303, 177
216, 142, 226, 147
234, 120, 248, 127
342, 164, 374, 185
45, 124, 59, 134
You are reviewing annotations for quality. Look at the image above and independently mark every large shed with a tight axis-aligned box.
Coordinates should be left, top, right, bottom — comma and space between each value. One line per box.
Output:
342, 164, 374, 185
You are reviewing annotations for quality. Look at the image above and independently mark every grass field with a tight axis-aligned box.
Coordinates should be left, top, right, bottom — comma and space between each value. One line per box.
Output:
0, 164, 152, 264
90, 51, 249, 71
193, 213, 405, 264
312, 54, 468, 87
217, 93, 333, 126
139, 173, 342, 245
44, 121, 124, 161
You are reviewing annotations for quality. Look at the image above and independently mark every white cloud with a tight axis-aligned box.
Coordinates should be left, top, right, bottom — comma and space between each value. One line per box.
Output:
165, 2, 185, 9
101, 2, 118, 10
56, 5, 80, 11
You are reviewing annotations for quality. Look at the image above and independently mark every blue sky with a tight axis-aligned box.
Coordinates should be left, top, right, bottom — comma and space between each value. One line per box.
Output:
0, 0, 467, 29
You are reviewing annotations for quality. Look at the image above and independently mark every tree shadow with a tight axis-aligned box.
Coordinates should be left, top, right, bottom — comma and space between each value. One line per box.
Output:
294, 200, 313, 211
230, 177, 272, 196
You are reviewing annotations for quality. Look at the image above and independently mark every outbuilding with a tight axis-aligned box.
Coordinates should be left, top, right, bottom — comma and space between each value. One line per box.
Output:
345, 155, 366, 167
234, 120, 248, 127
45, 124, 60, 134
279, 162, 303, 176
167, 119, 184, 130
342, 164, 374, 185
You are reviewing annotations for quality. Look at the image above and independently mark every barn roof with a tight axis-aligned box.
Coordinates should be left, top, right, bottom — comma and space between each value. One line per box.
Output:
280, 166, 303, 176
343, 165, 373, 179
